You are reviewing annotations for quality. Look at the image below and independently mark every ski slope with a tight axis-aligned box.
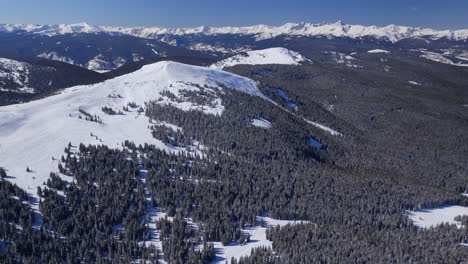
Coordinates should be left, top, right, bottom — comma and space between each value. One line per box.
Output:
210, 48, 312, 69
0, 61, 261, 199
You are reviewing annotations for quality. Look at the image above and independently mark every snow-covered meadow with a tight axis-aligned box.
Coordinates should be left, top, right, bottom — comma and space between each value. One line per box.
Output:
406, 205, 468, 229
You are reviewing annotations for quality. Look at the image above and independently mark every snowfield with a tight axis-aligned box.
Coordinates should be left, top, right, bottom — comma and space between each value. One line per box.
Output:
0, 61, 262, 200
367, 49, 390, 54
210, 47, 312, 69
405, 205, 468, 228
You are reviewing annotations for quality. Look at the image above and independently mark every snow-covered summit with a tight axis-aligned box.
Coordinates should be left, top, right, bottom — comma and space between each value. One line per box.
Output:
1, 21, 468, 42
0, 61, 262, 196
210, 48, 312, 69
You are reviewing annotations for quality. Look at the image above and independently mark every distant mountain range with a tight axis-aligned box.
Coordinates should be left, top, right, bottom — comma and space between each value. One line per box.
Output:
1, 21, 468, 42
0, 21, 467, 74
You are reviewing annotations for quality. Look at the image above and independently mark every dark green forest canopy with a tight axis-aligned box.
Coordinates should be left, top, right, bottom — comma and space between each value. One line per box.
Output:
1, 56, 468, 263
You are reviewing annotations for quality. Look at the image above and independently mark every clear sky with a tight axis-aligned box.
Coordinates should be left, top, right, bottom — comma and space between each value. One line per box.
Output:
1, 0, 467, 29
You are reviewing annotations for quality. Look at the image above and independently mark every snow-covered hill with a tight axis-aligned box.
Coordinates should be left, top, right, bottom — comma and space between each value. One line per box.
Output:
210, 47, 312, 69
0, 61, 261, 196
2, 21, 468, 42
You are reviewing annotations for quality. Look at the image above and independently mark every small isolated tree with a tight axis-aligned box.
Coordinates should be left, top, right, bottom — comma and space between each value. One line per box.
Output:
26, 166, 31, 173
0, 168, 6, 179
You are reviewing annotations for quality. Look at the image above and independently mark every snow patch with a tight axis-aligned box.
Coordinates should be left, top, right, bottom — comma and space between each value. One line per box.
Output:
408, 81, 422, 86
405, 205, 468, 228
303, 118, 342, 136
251, 118, 271, 129
368, 49, 390, 54
210, 48, 312, 69
37, 52, 75, 65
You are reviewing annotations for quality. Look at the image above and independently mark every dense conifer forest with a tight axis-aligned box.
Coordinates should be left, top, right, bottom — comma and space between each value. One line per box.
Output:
1, 59, 467, 263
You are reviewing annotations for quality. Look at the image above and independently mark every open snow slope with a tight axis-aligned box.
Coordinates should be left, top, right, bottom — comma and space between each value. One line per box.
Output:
0, 61, 261, 198
2, 21, 468, 42
406, 205, 468, 228
210, 47, 312, 69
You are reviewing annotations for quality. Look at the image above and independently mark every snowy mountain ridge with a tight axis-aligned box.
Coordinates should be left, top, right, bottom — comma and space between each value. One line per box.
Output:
2, 21, 468, 42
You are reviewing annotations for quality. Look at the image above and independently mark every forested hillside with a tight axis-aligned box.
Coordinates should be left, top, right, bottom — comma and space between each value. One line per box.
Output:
0, 46, 467, 263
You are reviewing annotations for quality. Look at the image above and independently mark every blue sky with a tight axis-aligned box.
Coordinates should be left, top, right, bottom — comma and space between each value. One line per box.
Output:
1, 0, 467, 29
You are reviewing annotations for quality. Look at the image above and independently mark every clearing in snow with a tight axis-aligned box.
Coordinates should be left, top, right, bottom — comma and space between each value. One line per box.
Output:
211, 216, 308, 264
210, 47, 312, 69
405, 205, 468, 229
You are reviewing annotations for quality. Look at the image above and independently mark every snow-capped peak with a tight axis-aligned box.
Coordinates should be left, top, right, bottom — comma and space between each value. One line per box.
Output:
210, 47, 312, 69
0, 22, 102, 36
1, 21, 467, 42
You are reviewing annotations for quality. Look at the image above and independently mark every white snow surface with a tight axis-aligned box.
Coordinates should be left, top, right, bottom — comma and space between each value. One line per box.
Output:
406, 205, 468, 228
368, 49, 390, 54
2, 21, 468, 42
408, 81, 422, 86
420, 51, 468, 67
0, 61, 261, 199
211, 216, 308, 264
251, 118, 272, 129
0, 58, 34, 93
210, 48, 312, 69
37, 52, 75, 65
